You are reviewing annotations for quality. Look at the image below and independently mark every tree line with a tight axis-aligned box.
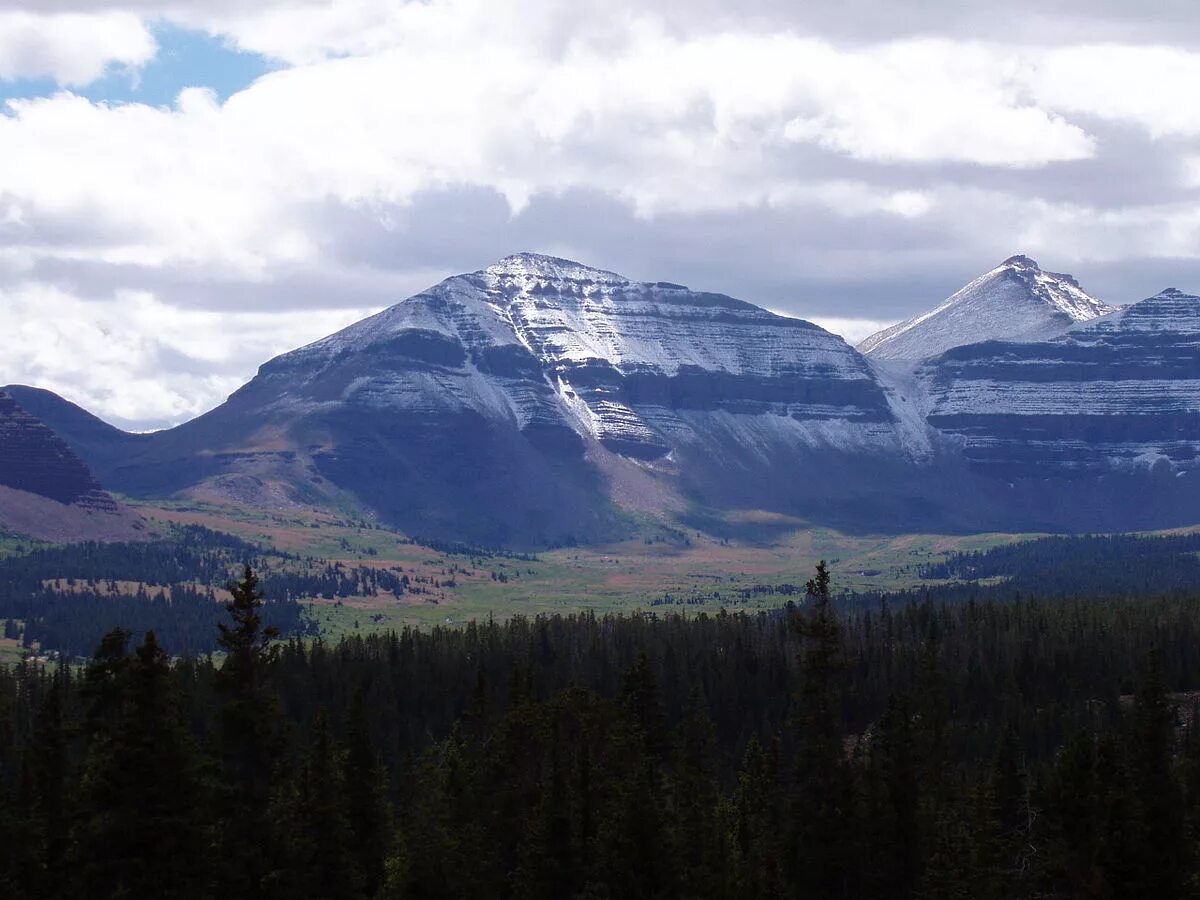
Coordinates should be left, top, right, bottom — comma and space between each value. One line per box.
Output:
3, 564, 1200, 896
914, 531, 1200, 598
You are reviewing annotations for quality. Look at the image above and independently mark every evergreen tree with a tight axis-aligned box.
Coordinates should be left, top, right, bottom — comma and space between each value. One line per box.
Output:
344, 688, 389, 898
293, 709, 356, 900
1128, 649, 1186, 896
73, 630, 206, 899
980, 723, 1036, 898
215, 566, 283, 899
725, 737, 785, 899
1041, 728, 1101, 896
791, 561, 856, 897
668, 696, 722, 900
21, 668, 69, 899
513, 713, 576, 900
1096, 733, 1146, 899
593, 654, 674, 898
864, 694, 920, 899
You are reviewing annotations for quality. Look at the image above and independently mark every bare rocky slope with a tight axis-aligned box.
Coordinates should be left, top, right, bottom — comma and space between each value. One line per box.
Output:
15, 254, 1200, 544
10, 255, 946, 544
0, 391, 144, 540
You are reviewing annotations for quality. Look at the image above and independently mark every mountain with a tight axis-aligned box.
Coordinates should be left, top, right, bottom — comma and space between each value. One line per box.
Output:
916, 287, 1200, 529
0, 390, 114, 508
0, 390, 143, 541
858, 255, 1115, 361
3, 384, 150, 476
22, 254, 944, 544
21, 252, 1200, 544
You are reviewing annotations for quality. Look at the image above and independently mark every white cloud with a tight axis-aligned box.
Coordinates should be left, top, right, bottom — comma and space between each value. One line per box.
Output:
0, 11, 155, 85
778, 39, 1094, 167
4, 0, 1200, 428
1028, 44, 1200, 138
0, 18, 1110, 281
799, 316, 898, 345
0, 283, 374, 428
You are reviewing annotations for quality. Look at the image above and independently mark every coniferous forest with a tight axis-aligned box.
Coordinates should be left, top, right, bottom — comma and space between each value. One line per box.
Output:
4, 564, 1200, 897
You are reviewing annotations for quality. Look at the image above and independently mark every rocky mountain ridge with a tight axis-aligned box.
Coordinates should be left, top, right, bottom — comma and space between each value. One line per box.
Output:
0, 390, 145, 541
0, 390, 115, 510
12, 253, 1200, 544
859, 255, 1116, 361
920, 286, 1200, 477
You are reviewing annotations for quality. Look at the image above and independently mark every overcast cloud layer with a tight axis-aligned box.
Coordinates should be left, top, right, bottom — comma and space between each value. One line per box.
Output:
3, 0, 1200, 429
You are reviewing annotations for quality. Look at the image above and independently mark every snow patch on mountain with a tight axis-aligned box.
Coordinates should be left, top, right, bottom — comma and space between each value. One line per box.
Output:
1069, 287, 1200, 338
920, 286, 1200, 477
258, 252, 902, 462
859, 255, 1115, 361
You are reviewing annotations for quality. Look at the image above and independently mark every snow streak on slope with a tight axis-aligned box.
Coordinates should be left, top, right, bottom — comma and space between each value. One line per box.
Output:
859, 255, 1115, 361
261, 252, 900, 461
921, 287, 1200, 476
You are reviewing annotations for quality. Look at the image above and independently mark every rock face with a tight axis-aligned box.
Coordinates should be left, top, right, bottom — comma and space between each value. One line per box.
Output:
251, 253, 896, 458
18, 254, 924, 544
921, 287, 1200, 477
0, 389, 146, 541
859, 255, 1115, 361
0, 390, 116, 510
21, 253, 1200, 543
4, 384, 149, 477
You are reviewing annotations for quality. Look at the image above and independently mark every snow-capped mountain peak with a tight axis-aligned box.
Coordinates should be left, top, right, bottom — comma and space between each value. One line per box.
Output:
484, 251, 627, 284
858, 255, 1116, 361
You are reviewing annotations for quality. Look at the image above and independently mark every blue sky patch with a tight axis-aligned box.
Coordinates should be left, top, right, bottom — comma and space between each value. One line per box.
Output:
0, 23, 274, 109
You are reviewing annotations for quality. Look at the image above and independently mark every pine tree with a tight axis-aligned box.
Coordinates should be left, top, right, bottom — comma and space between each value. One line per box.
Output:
864, 694, 920, 899
1041, 729, 1101, 896
592, 653, 674, 898
1128, 649, 1186, 896
513, 714, 575, 900
726, 736, 786, 899
215, 565, 283, 899
344, 688, 389, 897
22, 668, 70, 899
384, 723, 498, 898
1096, 733, 1146, 899
973, 722, 1039, 897
294, 709, 356, 900
668, 696, 722, 899
791, 561, 856, 897
73, 630, 207, 898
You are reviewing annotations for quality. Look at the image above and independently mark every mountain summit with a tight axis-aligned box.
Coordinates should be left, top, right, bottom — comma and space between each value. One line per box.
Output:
20, 254, 1200, 544
858, 255, 1115, 361
34, 254, 911, 544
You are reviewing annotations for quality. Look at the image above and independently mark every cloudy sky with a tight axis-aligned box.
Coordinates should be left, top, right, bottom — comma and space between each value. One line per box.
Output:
3, 1, 1200, 429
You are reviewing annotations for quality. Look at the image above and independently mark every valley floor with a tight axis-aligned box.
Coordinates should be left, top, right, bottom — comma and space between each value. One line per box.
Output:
110, 499, 1094, 635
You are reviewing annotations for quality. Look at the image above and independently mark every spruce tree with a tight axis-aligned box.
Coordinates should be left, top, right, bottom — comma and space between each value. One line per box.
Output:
344, 688, 389, 897
592, 654, 673, 898
294, 709, 356, 900
1041, 729, 1101, 895
668, 696, 722, 899
864, 694, 920, 899
22, 668, 69, 899
74, 630, 206, 898
791, 561, 856, 897
215, 565, 283, 899
726, 736, 786, 899
1128, 649, 1186, 896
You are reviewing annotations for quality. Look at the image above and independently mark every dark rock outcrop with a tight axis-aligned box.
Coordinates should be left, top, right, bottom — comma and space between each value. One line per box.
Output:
0, 390, 118, 510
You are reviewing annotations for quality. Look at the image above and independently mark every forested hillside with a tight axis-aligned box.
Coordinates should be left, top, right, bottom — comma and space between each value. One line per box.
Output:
0, 526, 308, 655
3, 565, 1200, 897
